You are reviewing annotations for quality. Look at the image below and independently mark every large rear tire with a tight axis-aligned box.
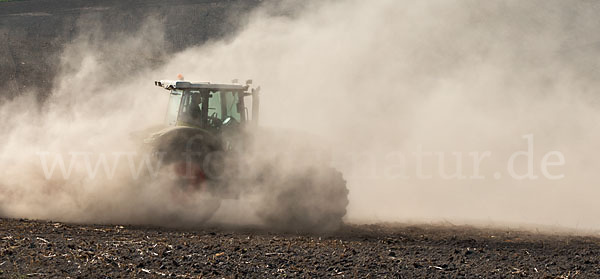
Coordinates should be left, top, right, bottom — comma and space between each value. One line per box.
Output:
256, 166, 349, 232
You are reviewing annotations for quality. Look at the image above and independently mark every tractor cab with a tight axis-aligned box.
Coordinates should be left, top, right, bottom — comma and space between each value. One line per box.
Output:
154, 79, 260, 130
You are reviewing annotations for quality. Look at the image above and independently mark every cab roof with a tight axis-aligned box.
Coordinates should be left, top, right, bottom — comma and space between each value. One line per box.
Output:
155, 80, 248, 91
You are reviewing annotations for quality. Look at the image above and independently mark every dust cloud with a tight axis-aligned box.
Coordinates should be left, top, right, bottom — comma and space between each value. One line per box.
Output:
1, 0, 600, 232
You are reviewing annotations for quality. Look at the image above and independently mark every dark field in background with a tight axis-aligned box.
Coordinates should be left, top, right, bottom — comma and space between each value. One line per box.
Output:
0, 0, 260, 99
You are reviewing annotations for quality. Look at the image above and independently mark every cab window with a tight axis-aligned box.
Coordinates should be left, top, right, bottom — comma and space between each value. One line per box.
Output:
208, 91, 223, 119
223, 91, 241, 121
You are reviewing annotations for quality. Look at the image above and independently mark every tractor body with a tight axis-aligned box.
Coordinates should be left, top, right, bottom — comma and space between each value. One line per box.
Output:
145, 78, 348, 231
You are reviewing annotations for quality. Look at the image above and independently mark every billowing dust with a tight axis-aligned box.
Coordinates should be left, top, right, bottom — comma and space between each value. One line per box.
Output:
1, 0, 599, 232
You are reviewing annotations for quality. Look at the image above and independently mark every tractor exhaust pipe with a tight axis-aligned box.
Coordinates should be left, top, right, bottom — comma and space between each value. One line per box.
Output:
251, 86, 261, 127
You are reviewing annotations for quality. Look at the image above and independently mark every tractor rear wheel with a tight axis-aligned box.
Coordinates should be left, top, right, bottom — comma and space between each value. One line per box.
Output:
256, 166, 349, 232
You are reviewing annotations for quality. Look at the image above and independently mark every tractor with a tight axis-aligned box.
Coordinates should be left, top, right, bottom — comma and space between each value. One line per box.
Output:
144, 78, 348, 231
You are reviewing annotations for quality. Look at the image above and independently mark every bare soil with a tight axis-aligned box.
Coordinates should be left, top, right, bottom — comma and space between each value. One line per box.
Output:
1, 218, 599, 278
0, 0, 260, 99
